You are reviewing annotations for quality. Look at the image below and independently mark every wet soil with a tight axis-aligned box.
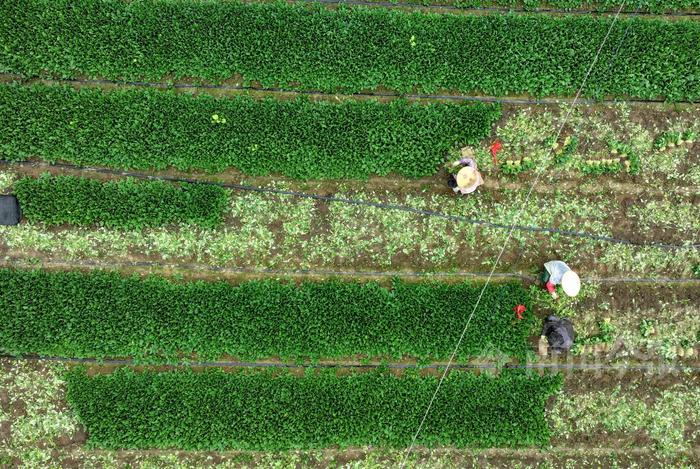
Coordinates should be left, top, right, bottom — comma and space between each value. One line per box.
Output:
320, 0, 700, 17
3, 135, 698, 199
0, 360, 700, 467
2, 155, 699, 280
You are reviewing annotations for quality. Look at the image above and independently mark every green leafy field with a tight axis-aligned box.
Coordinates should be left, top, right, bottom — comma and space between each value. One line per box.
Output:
2, 0, 697, 462
14, 174, 229, 228
2, 1, 699, 99
390, 0, 700, 13
0, 84, 499, 178
0, 268, 535, 362
65, 367, 562, 450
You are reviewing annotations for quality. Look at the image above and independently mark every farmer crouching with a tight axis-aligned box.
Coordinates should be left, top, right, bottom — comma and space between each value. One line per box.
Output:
447, 147, 484, 195
541, 260, 581, 299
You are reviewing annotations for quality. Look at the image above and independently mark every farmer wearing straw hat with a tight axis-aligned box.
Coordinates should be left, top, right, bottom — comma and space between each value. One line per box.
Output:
447, 147, 484, 195
542, 260, 581, 299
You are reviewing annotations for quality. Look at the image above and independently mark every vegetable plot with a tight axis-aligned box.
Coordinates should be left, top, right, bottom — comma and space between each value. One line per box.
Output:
14, 174, 229, 228
0, 84, 500, 178
0, 268, 535, 362
2, 1, 699, 99
65, 367, 562, 450
389, 0, 700, 13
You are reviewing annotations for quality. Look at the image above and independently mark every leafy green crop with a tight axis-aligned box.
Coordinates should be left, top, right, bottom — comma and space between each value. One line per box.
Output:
13, 174, 228, 229
0, 84, 499, 178
425, 0, 700, 13
1, 1, 699, 100
0, 268, 535, 362
65, 367, 562, 450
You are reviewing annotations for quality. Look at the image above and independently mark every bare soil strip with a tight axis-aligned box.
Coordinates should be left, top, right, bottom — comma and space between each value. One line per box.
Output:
0, 73, 683, 106
288, 0, 700, 18
2, 359, 699, 468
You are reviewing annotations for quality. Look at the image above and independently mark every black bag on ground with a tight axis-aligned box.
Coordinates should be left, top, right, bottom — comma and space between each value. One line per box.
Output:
542, 315, 575, 353
0, 195, 21, 226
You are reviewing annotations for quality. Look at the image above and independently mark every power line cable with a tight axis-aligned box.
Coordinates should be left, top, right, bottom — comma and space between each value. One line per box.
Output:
399, 3, 629, 466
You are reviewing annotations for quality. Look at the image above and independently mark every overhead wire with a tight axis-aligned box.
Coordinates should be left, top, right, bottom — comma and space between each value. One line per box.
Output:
0, 2, 696, 457
399, 3, 631, 466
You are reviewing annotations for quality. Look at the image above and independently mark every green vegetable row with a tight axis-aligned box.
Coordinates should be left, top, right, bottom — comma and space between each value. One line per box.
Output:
13, 174, 228, 229
389, 0, 700, 13
0, 268, 536, 362
65, 367, 562, 450
0, 84, 500, 178
2, 1, 699, 99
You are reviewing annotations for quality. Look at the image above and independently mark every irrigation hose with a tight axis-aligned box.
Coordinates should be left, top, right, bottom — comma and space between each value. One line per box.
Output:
2, 158, 699, 251
295, 0, 700, 17
3, 255, 699, 283
0, 73, 678, 106
3, 354, 700, 372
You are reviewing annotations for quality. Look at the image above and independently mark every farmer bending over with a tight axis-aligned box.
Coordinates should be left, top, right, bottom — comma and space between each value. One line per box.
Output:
447, 147, 484, 195
542, 260, 581, 299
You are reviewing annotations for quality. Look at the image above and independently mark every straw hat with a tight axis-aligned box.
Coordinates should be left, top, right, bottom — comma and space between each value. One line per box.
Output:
456, 166, 478, 188
561, 271, 581, 297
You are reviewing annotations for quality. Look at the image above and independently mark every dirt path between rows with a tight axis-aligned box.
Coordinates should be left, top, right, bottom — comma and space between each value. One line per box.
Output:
4, 157, 699, 198
3, 358, 699, 468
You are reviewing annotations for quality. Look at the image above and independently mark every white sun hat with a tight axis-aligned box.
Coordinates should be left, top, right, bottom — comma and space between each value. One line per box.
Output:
561, 270, 581, 297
